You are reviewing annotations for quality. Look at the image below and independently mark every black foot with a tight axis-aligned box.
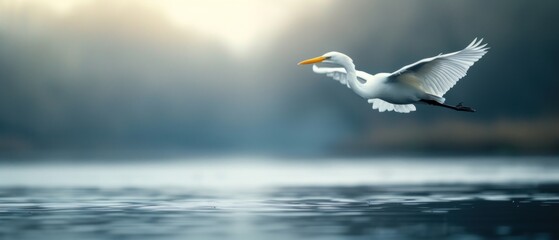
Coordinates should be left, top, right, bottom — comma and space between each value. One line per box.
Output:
455, 102, 476, 112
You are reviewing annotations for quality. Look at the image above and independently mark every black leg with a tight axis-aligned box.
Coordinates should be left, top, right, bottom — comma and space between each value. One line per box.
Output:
420, 100, 476, 112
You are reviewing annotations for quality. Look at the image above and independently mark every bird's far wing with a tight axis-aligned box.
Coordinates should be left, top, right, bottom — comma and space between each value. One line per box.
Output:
389, 38, 489, 97
312, 65, 367, 88
368, 99, 416, 113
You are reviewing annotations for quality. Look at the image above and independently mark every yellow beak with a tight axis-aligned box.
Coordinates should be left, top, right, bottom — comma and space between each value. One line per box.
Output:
298, 56, 326, 65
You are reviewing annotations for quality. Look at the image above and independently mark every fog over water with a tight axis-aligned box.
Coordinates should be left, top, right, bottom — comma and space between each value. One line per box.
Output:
2, 157, 559, 188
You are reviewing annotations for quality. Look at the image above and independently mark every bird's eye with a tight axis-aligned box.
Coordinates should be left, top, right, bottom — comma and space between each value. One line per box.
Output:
324, 56, 332, 59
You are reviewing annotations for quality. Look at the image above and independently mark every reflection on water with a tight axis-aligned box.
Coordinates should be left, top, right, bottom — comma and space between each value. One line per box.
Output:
2, 185, 559, 240
1, 158, 559, 240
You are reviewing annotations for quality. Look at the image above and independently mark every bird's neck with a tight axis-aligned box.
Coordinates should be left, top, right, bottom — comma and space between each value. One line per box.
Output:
343, 61, 368, 98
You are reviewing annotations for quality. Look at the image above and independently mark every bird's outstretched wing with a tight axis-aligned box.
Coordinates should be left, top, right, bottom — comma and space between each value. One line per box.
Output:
312, 65, 367, 88
368, 99, 416, 113
389, 38, 489, 97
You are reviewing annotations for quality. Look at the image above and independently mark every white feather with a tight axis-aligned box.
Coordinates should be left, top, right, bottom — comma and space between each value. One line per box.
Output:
390, 38, 489, 97
368, 99, 416, 113
313, 65, 368, 89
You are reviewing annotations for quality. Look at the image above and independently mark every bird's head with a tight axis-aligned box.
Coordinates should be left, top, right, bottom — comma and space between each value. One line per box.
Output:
298, 51, 353, 67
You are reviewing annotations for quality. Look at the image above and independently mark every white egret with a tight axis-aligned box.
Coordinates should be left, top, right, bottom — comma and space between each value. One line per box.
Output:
298, 39, 488, 113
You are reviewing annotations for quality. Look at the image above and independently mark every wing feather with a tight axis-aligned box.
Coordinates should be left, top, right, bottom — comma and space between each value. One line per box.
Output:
390, 38, 489, 97
368, 99, 416, 113
312, 65, 368, 88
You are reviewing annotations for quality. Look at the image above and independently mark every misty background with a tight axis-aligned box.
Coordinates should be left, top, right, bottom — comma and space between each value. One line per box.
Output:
1, 0, 558, 158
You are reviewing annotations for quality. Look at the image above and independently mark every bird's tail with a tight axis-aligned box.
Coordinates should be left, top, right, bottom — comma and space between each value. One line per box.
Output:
426, 94, 445, 104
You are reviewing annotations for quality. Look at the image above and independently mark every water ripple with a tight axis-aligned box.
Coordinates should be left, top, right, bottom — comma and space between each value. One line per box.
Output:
1, 184, 559, 240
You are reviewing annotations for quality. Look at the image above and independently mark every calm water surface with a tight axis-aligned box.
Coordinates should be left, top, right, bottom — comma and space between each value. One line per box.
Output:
1, 158, 558, 240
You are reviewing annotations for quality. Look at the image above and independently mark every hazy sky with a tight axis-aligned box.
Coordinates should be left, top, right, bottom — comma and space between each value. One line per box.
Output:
1, 0, 332, 53
1, 0, 558, 157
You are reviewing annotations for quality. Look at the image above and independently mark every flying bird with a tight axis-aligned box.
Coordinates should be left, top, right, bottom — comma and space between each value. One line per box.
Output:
298, 39, 488, 113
